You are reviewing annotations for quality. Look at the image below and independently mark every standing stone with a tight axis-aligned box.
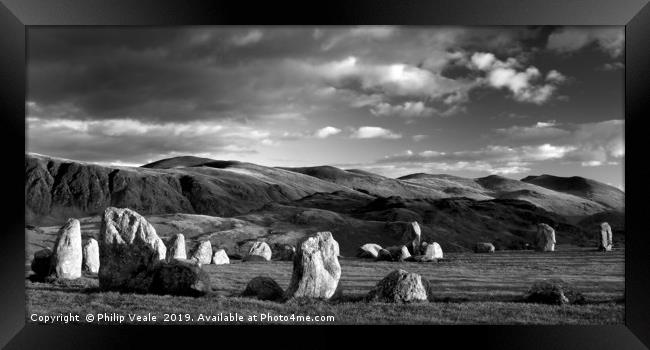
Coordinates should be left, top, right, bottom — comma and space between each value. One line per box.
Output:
51, 219, 82, 279
190, 241, 213, 265
272, 244, 296, 261
536, 223, 556, 252
82, 238, 100, 273
385, 245, 411, 261
423, 242, 444, 259
357, 243, 383, 259
285, 231, 341, 299
599, 222, 613, 251
148, 259, 211, 297
244, 241, 272, 261
386, 221, 422, 255
212, 249, 230, 265
167, 233, 187, 261
404, 222, 422, 255
31, 247, 53, 278
474, 242, 495, 253
242, 276, 285, 301
366, 269, 430, 303
376, 248, 393, 261
98, 207, 167, 292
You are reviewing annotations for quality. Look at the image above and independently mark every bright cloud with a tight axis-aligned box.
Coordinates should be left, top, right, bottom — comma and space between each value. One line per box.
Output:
470, 52, 565, 104
370, 101, 436, 118
351, 126, 402, 139
314, 126, 342, 138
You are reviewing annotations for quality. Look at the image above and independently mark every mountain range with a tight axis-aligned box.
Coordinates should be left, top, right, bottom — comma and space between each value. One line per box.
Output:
25, 153, 624, 254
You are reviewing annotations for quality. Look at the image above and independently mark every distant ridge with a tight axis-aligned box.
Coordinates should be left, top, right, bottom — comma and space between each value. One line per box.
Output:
521, 174, 624, 211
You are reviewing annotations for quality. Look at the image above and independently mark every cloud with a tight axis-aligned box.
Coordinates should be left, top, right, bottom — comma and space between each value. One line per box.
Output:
547, 27, 624, 57
364, 120, 624, 175
320, 26, 396, 51
231, 30, 264, 46
351, 126, 402, 139
370, 101, 436, 118
600, 62, 625, 71
495, 120, 571, 141
412, 134, 429, 142
314, 126, 342, 138
301, 56, 470, 101
26, 116, 273, 164
469, 52, 565, 104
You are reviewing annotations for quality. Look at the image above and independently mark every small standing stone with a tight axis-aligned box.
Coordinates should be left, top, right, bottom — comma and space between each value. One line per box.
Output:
212, 249, 230, 265
190, 241, 213, 265
82, 238, 100, 273
51, 219, 83, 279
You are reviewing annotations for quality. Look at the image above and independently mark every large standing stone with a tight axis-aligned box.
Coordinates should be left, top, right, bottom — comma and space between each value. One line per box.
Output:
149, 259, 211, 297
167, 233, 187, 261
242, 276, 285, 301
366, 269, 431, 303
98, 207, 167, 292
243, 241, 272, 261
82, 238, 100, 273
474, 242, 495, 253
285, 231, 341, 299
31, 247, 53, 278
190, 241, 213, 265
535, 223, 556, 252
51, 219, 83, 279
357, 243, 383, 259
599, 222, 613, 252
212, 249, 230, 265
422, 242, 443, 259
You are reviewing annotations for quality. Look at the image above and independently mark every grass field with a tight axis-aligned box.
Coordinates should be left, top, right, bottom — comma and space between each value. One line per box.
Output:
26, 246, 624, 325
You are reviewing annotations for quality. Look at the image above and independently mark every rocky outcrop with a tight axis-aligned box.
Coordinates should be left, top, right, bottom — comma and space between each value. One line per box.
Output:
51, 219, 83, 279
190, 241, 212, 265
599, 222, 613, 251
241, 276, 285, 301
82, 238, 100, 273
535, 223, 556, 252
212, 249, 230, 265
285, 232, 341, 299
357, 243, 382, 259
475, 242, 495, 253
243, 241, 271, 261
149, 259, 211, 297
366, 269, 431, 303
167, 234, 187, 261
98, 207, 167, 292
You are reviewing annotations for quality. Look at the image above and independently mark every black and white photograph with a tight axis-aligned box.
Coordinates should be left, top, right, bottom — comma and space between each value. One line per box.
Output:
24, 26, 625, 325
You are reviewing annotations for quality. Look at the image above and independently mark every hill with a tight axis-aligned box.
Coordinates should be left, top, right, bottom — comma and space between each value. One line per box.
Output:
521, 174, 624, 211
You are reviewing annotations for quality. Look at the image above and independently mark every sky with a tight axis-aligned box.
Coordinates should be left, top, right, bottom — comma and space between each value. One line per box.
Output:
26, 26, 625, 189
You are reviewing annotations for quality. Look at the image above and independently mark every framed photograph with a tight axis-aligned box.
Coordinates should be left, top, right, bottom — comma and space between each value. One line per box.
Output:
1, 0, 649, 348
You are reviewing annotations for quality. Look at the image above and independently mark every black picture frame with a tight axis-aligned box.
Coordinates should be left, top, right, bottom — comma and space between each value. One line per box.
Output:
2, 0, 649, 348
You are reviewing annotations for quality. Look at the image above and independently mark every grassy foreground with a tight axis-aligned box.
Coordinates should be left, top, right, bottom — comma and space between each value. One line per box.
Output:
25, 247, 624, 325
